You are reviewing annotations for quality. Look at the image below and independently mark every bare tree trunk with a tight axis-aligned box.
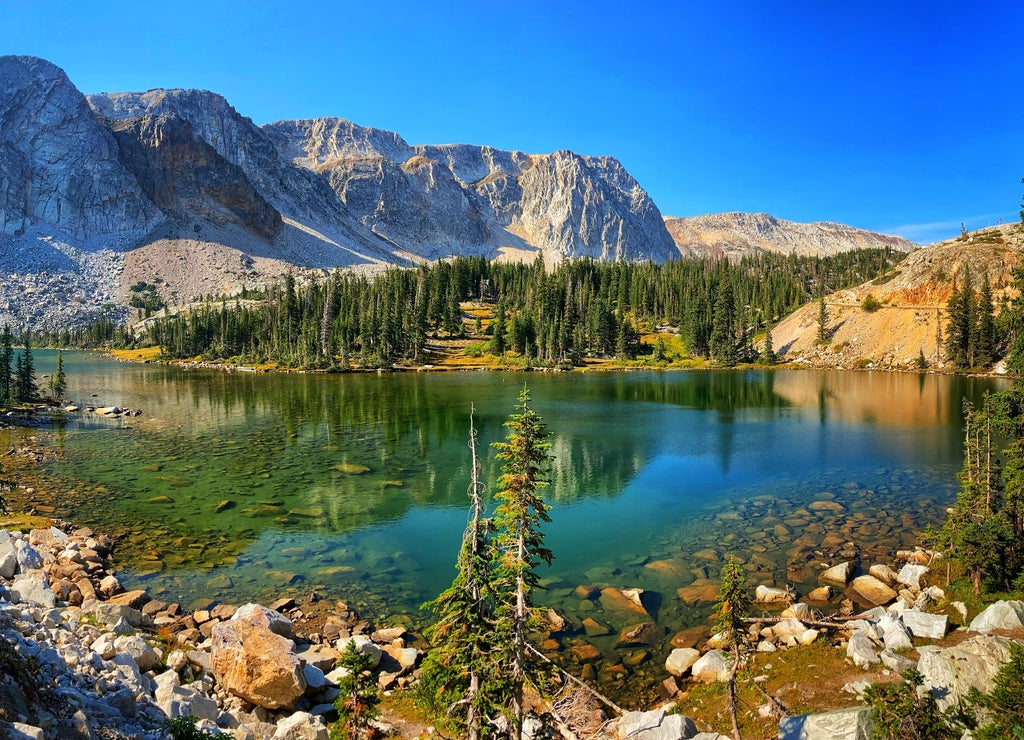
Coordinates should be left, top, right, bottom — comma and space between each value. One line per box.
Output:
466, 407, 483, 740
727, 645, 742, 740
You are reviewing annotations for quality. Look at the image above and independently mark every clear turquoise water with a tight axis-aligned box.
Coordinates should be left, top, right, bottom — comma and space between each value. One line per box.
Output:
26, 351, 1007, 698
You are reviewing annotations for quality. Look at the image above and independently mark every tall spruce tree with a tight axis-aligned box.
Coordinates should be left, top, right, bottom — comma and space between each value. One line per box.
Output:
715, 558, 751, 740
759, 317, 776, 366
0, 325, 12, 402
946, 266, 977, 369
15, 332, 35, 402
491, 387, 553, 740
815, 292, 829, 344
421, 408, 501, 740
710, 276, 737, 365
49, 349, 67, 401
976, 273, 996, 368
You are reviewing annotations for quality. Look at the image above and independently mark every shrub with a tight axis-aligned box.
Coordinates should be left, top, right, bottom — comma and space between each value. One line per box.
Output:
167, 717, 218, 740
863, 669, 962, 739
970, 642, 1024, 739
862, 294, 883, 312
331, 642, 381, 740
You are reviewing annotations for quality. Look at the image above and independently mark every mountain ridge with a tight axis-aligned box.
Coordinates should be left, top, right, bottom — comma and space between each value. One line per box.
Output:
2, 55, 919, 330
664, 212, 917, 259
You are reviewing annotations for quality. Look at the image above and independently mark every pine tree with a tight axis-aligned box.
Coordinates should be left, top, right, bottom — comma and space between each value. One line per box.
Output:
15, 332, 35, 402
759, 317, 776, 366
420, 408, 501, 740
710, 276, 737, 365
976, 273, 996, 368
331, 642, 381, 740
49, 349, 66, 401
491, 387, 553, 740
815, 292, 829, 345
715, 558, 751, 740
0, 325, 12, 403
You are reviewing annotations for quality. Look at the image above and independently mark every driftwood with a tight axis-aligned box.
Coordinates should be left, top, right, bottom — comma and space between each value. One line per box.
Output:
526, 644, 624, 716
742, 615, 862, 630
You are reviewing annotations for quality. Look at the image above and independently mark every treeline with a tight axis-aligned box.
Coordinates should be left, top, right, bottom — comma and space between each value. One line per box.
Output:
56, 249, 902, 369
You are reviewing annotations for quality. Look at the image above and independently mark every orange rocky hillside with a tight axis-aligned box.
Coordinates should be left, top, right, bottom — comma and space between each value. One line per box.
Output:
772, 223, 1023, 370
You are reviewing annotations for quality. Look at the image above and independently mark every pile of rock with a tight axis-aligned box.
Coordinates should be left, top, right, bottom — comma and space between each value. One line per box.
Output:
779, 599, 1024, 739
660, 550, 954, 689
0, 524, 424, 739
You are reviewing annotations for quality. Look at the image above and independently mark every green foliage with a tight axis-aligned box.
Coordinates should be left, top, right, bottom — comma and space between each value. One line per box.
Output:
940, 390, 1024, 595
420, 410, 506, 740
77, 248, 902, 369
420, 391, 555, 740
167, 716, 219, 739
13, 332, 36, 402
48, 349, 66, 401
0, 325, 12, 403
331, 642, 381, 740
863, 669, 962, 740
861, 293, 882, 313
916, 349, 929, 369
970, 642, 1024, 739
945, 267, 998, 370
709, 274, 738, 365
491, 387, 554, 738
714, 557, 751, 647
128, 281, 166, 316
815, 293, 829, 344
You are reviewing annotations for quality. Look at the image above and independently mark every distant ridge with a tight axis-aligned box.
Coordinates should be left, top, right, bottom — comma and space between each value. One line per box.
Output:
664, 212, 917, 260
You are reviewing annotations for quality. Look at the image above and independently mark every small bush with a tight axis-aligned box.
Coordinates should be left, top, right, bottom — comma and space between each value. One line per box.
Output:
863, 669, 962, 739
862, 294, 883, 313
970, 642, 1024, 739
167, 717, 218, 740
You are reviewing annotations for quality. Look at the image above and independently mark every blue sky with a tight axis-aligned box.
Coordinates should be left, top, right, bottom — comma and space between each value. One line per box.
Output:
5, 1, 1023, 244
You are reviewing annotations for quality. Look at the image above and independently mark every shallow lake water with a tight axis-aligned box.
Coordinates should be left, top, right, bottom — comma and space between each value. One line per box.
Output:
26, 352, 1007, 701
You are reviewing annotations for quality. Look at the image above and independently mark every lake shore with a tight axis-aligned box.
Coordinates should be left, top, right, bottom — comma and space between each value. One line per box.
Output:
5, 467, 1023, 740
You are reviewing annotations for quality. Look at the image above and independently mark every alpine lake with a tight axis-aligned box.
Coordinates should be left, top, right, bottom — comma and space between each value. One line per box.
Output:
17, 351, 1009, 704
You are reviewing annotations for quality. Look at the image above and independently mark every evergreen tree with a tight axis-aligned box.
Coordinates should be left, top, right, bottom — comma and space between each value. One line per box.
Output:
420, 409, 501, 740
49, 349, 66, 401
710, 276, 737, 366
939, 396, 1015, 594
715, 558, 751, 740
815, 292, 829, 344
946, 267, 977, 369
491, 387, 553, 739
759, 317, 776, 366
0, 325, 12, 402
331, 642, 381, 740
976, 273, 996, 368
15, 332, 35, 402
490, 303, 507, 356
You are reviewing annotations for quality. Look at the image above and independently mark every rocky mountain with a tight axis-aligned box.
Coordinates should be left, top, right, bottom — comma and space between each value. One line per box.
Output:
664, 212, 917, 259
0, 55, 923, 331
772, 224, 1022, 370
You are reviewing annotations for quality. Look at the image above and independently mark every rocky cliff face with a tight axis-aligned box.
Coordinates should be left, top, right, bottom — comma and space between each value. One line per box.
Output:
263, 119, 679, 262
101, 112, 283, 239
0, 56, 162, 241
664, 212, 917, 259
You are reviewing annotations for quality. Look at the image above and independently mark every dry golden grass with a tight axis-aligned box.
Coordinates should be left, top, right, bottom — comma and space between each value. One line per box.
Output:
109, 346, 162, 362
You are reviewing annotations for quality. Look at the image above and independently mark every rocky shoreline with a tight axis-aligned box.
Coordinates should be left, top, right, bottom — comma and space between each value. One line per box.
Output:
4, 511, 1024, 739
0, 521, 426, 739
